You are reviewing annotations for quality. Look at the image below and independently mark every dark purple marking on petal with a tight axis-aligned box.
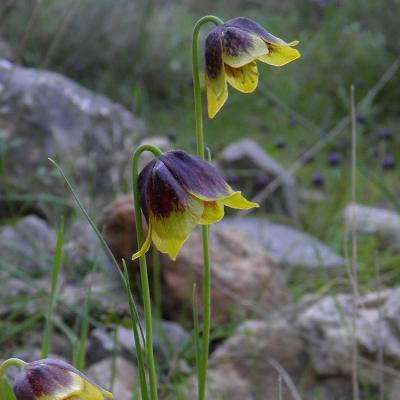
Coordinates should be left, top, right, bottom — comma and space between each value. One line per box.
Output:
138, 158, 157, 220
221, 26, 253, 57
13, 371, 34, 400
148, 159, 189, 218
159, 150, 230, 200
29, 359, 105, 393
225, 17, 282, 44
205, 27, 223, 79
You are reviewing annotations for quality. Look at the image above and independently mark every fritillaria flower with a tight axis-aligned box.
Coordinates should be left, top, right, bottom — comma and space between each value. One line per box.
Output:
205, 17, 301, 118
13, 359, 112, 400
132, 150, 258, 261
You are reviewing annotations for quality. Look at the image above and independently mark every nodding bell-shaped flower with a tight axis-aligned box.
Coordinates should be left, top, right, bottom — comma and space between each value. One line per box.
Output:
205, 17, 301, 118
132, 150, 259, 261
12, 359, 113, 400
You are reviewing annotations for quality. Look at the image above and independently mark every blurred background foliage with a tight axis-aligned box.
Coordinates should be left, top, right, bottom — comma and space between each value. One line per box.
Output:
1, 0, 400, 291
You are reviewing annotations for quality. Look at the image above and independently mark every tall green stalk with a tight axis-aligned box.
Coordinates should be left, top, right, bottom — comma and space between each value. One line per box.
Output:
191, 15, 223, 400
132, 144, 162, 400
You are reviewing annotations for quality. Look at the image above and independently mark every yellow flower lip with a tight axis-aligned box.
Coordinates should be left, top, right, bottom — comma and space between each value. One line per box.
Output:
132, 150, 258, 261
205, 17, 301, 118
12, 358, 112, 400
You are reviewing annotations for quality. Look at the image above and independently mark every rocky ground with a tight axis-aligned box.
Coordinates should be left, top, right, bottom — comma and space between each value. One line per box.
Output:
1, 58, 400, 399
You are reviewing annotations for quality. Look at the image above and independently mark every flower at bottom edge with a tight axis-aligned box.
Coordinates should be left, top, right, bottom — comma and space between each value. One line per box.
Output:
12, 359, 113, 400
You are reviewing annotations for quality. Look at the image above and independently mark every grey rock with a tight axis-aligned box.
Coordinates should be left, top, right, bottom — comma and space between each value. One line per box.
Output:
87, 328, 116, 365
87, 356, 137, 400
220, 139, 299, 222
0, 40, 14, 61
295, 289, 400, 385
61, 271, 129, 317
162, 224, 289, 324
0, 215, 56, 275
116, 320, 189, 364
345, 203, 400, 247
181, 319, 352, 400
222, 217, 345, 269
63, 218, 114, 274
0, 59, 145, 207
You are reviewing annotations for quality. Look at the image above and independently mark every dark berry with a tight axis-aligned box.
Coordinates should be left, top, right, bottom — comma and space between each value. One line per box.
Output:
312, 172, 324, 187
328, 151, 341, 167
382, 154, 395, 170
376, 127, 392, 141
275, 137, 286, 149
254, 175, 269, 191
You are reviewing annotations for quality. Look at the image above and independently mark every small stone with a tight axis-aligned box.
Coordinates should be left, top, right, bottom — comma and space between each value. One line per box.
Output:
87, 357, 137, 400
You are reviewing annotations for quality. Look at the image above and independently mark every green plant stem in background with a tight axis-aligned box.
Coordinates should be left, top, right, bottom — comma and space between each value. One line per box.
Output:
191, 15, 223, 400
122, 261, 149, 400
151, 248, 161, 318
132, 144, 162, 400
41, 217, 64, 359
0, 358, 27, 400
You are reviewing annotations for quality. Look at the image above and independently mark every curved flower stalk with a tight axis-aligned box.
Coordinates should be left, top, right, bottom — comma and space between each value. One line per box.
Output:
205, 17, 301, 118
0, 358, 112, 400
132, 150, 258, 261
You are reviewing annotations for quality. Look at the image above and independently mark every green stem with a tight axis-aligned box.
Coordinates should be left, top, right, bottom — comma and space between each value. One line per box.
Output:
191, 15, 223, 400
132, 144, 162, 400
151, 248, 161, 318
192, 15, 224, 160
0, 358, 27, 400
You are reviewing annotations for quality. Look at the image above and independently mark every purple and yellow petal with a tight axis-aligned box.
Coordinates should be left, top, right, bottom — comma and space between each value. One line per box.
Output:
221, 27, 268, 68
258, 42, 300, 66
159, 151, 231, 201
206, 78, 228, 119
225, 17, 300, 67
205, 27, 228, 118
225, 17, 287, 45
151, 195, 204, 260
221, 191, 259, 209
199, 200, 225, 225
225, 61, 259, 93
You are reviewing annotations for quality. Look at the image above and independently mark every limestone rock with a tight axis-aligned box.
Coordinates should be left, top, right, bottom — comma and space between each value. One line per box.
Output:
222, 217, 345, 269
87, 357, 137, 400
345, 203, 400, 247
0, 59, 145, 207
163, 224, 289, 324
220, 139, 299, 222
0, 215, 56, 275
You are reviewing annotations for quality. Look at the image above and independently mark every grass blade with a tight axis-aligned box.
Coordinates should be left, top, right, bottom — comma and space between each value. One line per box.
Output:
41, 216, 64, 358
